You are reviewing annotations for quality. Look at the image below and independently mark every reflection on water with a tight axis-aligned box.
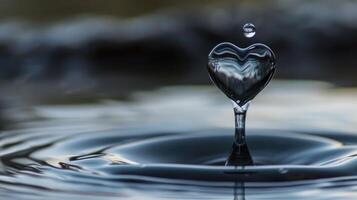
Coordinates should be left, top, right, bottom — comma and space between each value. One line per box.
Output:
234, 182, 245, 200
2, 81, 357, 199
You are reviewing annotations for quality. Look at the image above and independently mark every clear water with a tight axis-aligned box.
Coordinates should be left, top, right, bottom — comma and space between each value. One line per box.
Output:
2, 83, 357, 199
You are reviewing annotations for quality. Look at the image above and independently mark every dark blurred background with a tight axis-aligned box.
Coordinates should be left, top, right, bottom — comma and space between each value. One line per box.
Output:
0, 0, 356, 102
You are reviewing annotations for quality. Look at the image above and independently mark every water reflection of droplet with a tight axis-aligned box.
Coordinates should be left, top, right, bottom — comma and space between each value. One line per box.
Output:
243, 23, 256, 38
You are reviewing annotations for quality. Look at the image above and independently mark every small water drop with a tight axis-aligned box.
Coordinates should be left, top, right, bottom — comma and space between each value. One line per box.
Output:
243, 23, 256, 38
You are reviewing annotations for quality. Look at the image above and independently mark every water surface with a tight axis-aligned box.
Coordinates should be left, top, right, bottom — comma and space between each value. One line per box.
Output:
2, 81, 357, 199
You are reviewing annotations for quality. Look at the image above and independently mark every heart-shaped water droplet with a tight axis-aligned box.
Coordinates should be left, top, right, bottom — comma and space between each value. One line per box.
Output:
207, 42, 276, 107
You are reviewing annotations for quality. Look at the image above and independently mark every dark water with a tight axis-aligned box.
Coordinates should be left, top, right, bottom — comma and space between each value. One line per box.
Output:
2, 83, 357, 199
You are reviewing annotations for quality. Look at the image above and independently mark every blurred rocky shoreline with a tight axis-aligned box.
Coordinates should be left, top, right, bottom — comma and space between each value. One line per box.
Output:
0, 0, 356, 97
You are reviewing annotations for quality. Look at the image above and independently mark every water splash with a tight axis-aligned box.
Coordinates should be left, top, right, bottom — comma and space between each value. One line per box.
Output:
207, 42, 276, 166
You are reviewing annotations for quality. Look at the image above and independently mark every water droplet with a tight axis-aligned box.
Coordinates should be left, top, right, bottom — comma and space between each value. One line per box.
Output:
207, 42, 276, 107
243, 23, 256, 38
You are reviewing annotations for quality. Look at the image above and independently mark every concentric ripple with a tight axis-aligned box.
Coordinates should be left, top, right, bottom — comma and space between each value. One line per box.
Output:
1, 123, 357, 199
